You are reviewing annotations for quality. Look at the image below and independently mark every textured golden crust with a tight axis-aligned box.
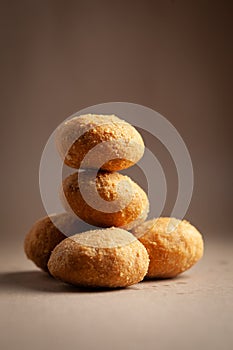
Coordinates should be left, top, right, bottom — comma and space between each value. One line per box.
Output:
61, 171, 149, 230
24, 213, 93, 272
132, 217, 204, 278
48, 228, 149, 288
55, 114, 144, 171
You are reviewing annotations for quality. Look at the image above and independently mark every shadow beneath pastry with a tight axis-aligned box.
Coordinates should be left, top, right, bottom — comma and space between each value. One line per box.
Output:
129, 274, 190, 290
0, 271, 128, 294
0, 270, 190, 294
145, 274, 190, 282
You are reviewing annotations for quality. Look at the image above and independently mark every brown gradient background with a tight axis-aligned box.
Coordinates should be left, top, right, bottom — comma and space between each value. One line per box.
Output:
1, 0, 232, 244
0, 2, 233, 350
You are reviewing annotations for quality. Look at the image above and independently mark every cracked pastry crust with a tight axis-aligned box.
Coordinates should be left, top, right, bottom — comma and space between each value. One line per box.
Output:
48, 227, 149, 288
61, 171, 149, 230
132, 217, 204, 278
55, 114, 144, 171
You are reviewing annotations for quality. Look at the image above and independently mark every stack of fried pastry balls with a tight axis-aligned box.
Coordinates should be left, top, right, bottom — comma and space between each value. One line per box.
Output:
24, 114, 204, 288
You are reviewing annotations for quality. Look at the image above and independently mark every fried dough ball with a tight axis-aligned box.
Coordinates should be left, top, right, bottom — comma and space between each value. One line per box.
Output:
132, 217, 204, 278
24, 213, 94, 272
61, 171, 149, 230
55, 114, 144, 171
48, 227, 149, 288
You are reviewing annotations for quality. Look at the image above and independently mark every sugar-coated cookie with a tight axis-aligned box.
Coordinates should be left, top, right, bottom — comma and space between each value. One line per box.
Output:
55, 114, 144, 171
61, 171, 149, 230
132, 217, 204, 278
24, 213, 94, 272
48, 227, 149, 288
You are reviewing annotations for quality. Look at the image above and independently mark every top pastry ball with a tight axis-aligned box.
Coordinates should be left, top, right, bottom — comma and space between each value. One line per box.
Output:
55, 114, 144, 171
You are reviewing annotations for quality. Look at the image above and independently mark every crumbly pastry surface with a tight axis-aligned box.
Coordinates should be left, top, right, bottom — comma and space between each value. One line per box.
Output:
24, 213, 93, 272
48, 228, 149, 288
132, 217, 204, 278
61, 171, 149, 230
55, 114, 144, 171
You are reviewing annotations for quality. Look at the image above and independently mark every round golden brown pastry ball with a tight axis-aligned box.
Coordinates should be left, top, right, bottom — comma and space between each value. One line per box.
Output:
61, 171, 149, 230
132, 217, 204, 278
48, 227, 149, 288
24, 213, 95, 272
55, 114, 144, 171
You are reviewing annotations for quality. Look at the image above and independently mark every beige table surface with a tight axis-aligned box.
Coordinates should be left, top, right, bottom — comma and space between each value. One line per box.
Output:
0, 237, 232, 350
